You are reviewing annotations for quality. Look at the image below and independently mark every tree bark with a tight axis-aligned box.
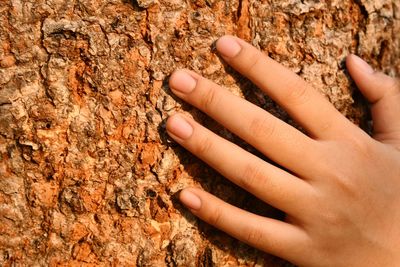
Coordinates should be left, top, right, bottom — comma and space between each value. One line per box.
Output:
0, 0, 399, 266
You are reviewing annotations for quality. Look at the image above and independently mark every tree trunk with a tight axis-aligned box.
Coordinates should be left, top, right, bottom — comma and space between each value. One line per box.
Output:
1, 0, 399, 266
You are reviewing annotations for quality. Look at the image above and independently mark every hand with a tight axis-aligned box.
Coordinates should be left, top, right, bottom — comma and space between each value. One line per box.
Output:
166, 35, 400, 267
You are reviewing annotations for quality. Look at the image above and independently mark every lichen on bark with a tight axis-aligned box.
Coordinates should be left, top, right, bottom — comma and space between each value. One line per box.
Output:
0, 0, 399, 266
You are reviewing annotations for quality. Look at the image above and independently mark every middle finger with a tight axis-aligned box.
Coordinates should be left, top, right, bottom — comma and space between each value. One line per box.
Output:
169, 69, 319, 177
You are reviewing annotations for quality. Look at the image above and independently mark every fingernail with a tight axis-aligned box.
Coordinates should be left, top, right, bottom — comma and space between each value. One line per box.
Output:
167, 115, 193, 139
217, 36, 242, 58
170, 71, 197, 94
351, 55, 374, 74
180, 190, 201, 210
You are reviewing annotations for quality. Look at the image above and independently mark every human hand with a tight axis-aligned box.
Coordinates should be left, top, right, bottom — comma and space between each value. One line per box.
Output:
166, 35, 400, 267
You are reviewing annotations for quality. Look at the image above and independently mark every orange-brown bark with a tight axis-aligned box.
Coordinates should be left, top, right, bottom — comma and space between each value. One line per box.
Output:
0, 0, 399, 266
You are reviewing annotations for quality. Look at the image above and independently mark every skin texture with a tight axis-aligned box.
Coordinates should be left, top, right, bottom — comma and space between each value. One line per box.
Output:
165, 35, 400, 267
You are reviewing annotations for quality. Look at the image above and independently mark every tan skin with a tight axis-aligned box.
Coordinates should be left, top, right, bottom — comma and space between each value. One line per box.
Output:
165, 35, 400, 267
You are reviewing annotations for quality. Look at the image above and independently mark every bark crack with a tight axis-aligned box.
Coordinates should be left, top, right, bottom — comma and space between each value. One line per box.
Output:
236, 0, 251, 40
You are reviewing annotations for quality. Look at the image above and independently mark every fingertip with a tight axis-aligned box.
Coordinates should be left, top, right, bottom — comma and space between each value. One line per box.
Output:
169, 69, 188, 88
346, 54, 374, 75
166, 114, 194, 140
216, 35, 242, 58
346, 54, 399, 104
215, 35, 234, 47
165, 113, 177, 131
180, 188, 202, 210
169, 70, 180, 89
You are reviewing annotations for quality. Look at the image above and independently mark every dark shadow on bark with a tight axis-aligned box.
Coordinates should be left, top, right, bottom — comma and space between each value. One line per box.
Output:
159, 75, 292, 266
123, 0, 146, 11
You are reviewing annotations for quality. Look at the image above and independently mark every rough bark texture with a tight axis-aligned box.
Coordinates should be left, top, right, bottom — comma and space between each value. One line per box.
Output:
0, 0, 399, 266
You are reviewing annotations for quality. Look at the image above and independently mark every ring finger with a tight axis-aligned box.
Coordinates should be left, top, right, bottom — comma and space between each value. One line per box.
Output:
166, 114, 314, 216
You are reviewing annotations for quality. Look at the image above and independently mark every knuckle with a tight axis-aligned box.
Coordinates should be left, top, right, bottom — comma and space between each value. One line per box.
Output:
332, 173, 356, 197
243, 225, 264, 246
240, 163, 267, 191
194, 137, 213, 155
207, 206, 223, 226
368, 74, 400, 104
318, 120, 334, 134
312, 197, 346, 229
320, 140, 368, 198
320, 209, 347, 229
248, 115, 275, 140
284, 78, 311, 106
327, 166, 360, 201
245, 52, 263, 75
200, 82, 219, 112
346, 135, 373, 158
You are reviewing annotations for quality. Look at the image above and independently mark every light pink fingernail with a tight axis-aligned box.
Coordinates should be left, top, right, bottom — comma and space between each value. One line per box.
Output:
167, 115, 193, 139
170, 71, 197, 94
351, 54, 374, 74
180, 190, 201, 210
217, 36, 242, 58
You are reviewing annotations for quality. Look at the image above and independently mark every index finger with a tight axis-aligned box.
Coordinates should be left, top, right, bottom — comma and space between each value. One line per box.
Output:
216, 35, 358, 139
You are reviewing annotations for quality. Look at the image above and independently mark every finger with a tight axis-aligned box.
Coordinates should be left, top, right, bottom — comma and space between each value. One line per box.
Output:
168, 70, 319, 176
215, 35, 358, 139
166, 114, 314, 215
179, 187, 309, 262
346, 54, 400, 142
